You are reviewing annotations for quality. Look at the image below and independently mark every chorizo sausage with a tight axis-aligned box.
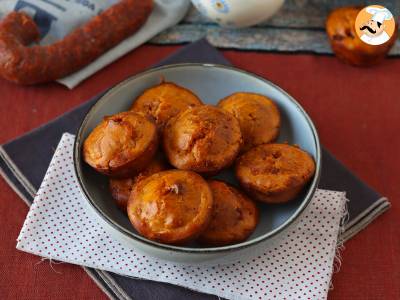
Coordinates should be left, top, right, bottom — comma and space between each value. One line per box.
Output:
0, 0, 153, 85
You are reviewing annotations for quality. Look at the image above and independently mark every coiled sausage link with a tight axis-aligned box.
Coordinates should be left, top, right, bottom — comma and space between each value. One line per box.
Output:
0, 0, 153, 85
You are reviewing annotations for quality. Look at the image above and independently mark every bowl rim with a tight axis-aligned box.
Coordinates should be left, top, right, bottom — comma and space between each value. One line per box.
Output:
74, 63, 321, 254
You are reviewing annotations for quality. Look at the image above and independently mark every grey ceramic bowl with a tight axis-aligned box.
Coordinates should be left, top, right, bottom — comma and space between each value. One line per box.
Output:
74, 63, 321, 263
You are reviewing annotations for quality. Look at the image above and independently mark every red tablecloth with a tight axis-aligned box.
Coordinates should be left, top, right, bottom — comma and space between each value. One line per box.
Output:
0, 44, 399, 299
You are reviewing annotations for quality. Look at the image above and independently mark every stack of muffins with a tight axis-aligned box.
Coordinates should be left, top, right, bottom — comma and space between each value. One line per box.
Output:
83, 82, 315, 246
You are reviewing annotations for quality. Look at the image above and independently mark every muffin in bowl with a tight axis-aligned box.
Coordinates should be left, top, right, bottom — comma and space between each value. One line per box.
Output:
163, 105, 242, 174
127, 170, 213, 244
198, 180, 259, 246
130, 82, 203, 133
235, 143, 316, 204
83, 111, 158, 178
218, 92, 280, 152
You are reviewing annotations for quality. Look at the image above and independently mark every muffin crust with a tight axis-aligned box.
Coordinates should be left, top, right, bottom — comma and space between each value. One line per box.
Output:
83, 111, 158, 177
326, 6, 397, 66
127, 170, 213, 244
199, 180, 259, 246
218, 92, 280, 152
163, 105, 243, 174
130, 82, 203, 132
236, 144, 315, 203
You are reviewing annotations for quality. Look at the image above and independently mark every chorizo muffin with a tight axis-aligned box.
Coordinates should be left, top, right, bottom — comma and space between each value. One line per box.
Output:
109, 155, 168, 211
198, 180, 259, 246
235, 144, 315, 204
218, 92, 280, 152
127, 170, 213, 244
326, 6, 397, 66
130, 82, 203, 132
83, 111, 158, 177
163, 105, 242, 174
109, 177, 135, 211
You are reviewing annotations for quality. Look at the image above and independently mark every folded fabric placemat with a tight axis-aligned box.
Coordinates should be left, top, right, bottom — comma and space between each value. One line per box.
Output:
16, 133, 348, 300
151, 1, 400, 55
0, 39, 390, 300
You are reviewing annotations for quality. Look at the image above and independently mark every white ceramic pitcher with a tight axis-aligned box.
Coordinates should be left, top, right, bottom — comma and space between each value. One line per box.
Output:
191, 0, 285, 28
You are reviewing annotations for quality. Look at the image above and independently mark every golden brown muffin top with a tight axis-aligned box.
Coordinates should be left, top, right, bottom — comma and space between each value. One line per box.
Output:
164, 105, 242, 173
199, 180, 259, 246
128, 170, 213, 244
83, 111, 157, 172
236, 144, 315, 194
218, 92, 280, 152
130, 82, 203, 132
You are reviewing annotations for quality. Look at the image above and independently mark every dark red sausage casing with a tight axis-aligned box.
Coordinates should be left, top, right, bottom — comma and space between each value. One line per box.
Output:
0, 0, 153, 84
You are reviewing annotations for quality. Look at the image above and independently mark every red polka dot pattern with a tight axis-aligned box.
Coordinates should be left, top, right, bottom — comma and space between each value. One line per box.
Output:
16, 133, 347, 300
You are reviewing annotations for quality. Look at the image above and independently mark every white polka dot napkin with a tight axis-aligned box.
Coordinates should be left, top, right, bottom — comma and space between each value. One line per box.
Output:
17, 133, 347, 300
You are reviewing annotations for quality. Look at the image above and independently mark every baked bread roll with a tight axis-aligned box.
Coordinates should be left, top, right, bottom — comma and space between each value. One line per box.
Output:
235, 144, 315, 203
83, 111, 158, 177
130, 82, 203, 133
198, 180, 259, 246
163, 105, 242, 174
127, 170, 213, 244
109, 155, 168, 211
218, 92, 280, 152
326, 6, 396, 66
